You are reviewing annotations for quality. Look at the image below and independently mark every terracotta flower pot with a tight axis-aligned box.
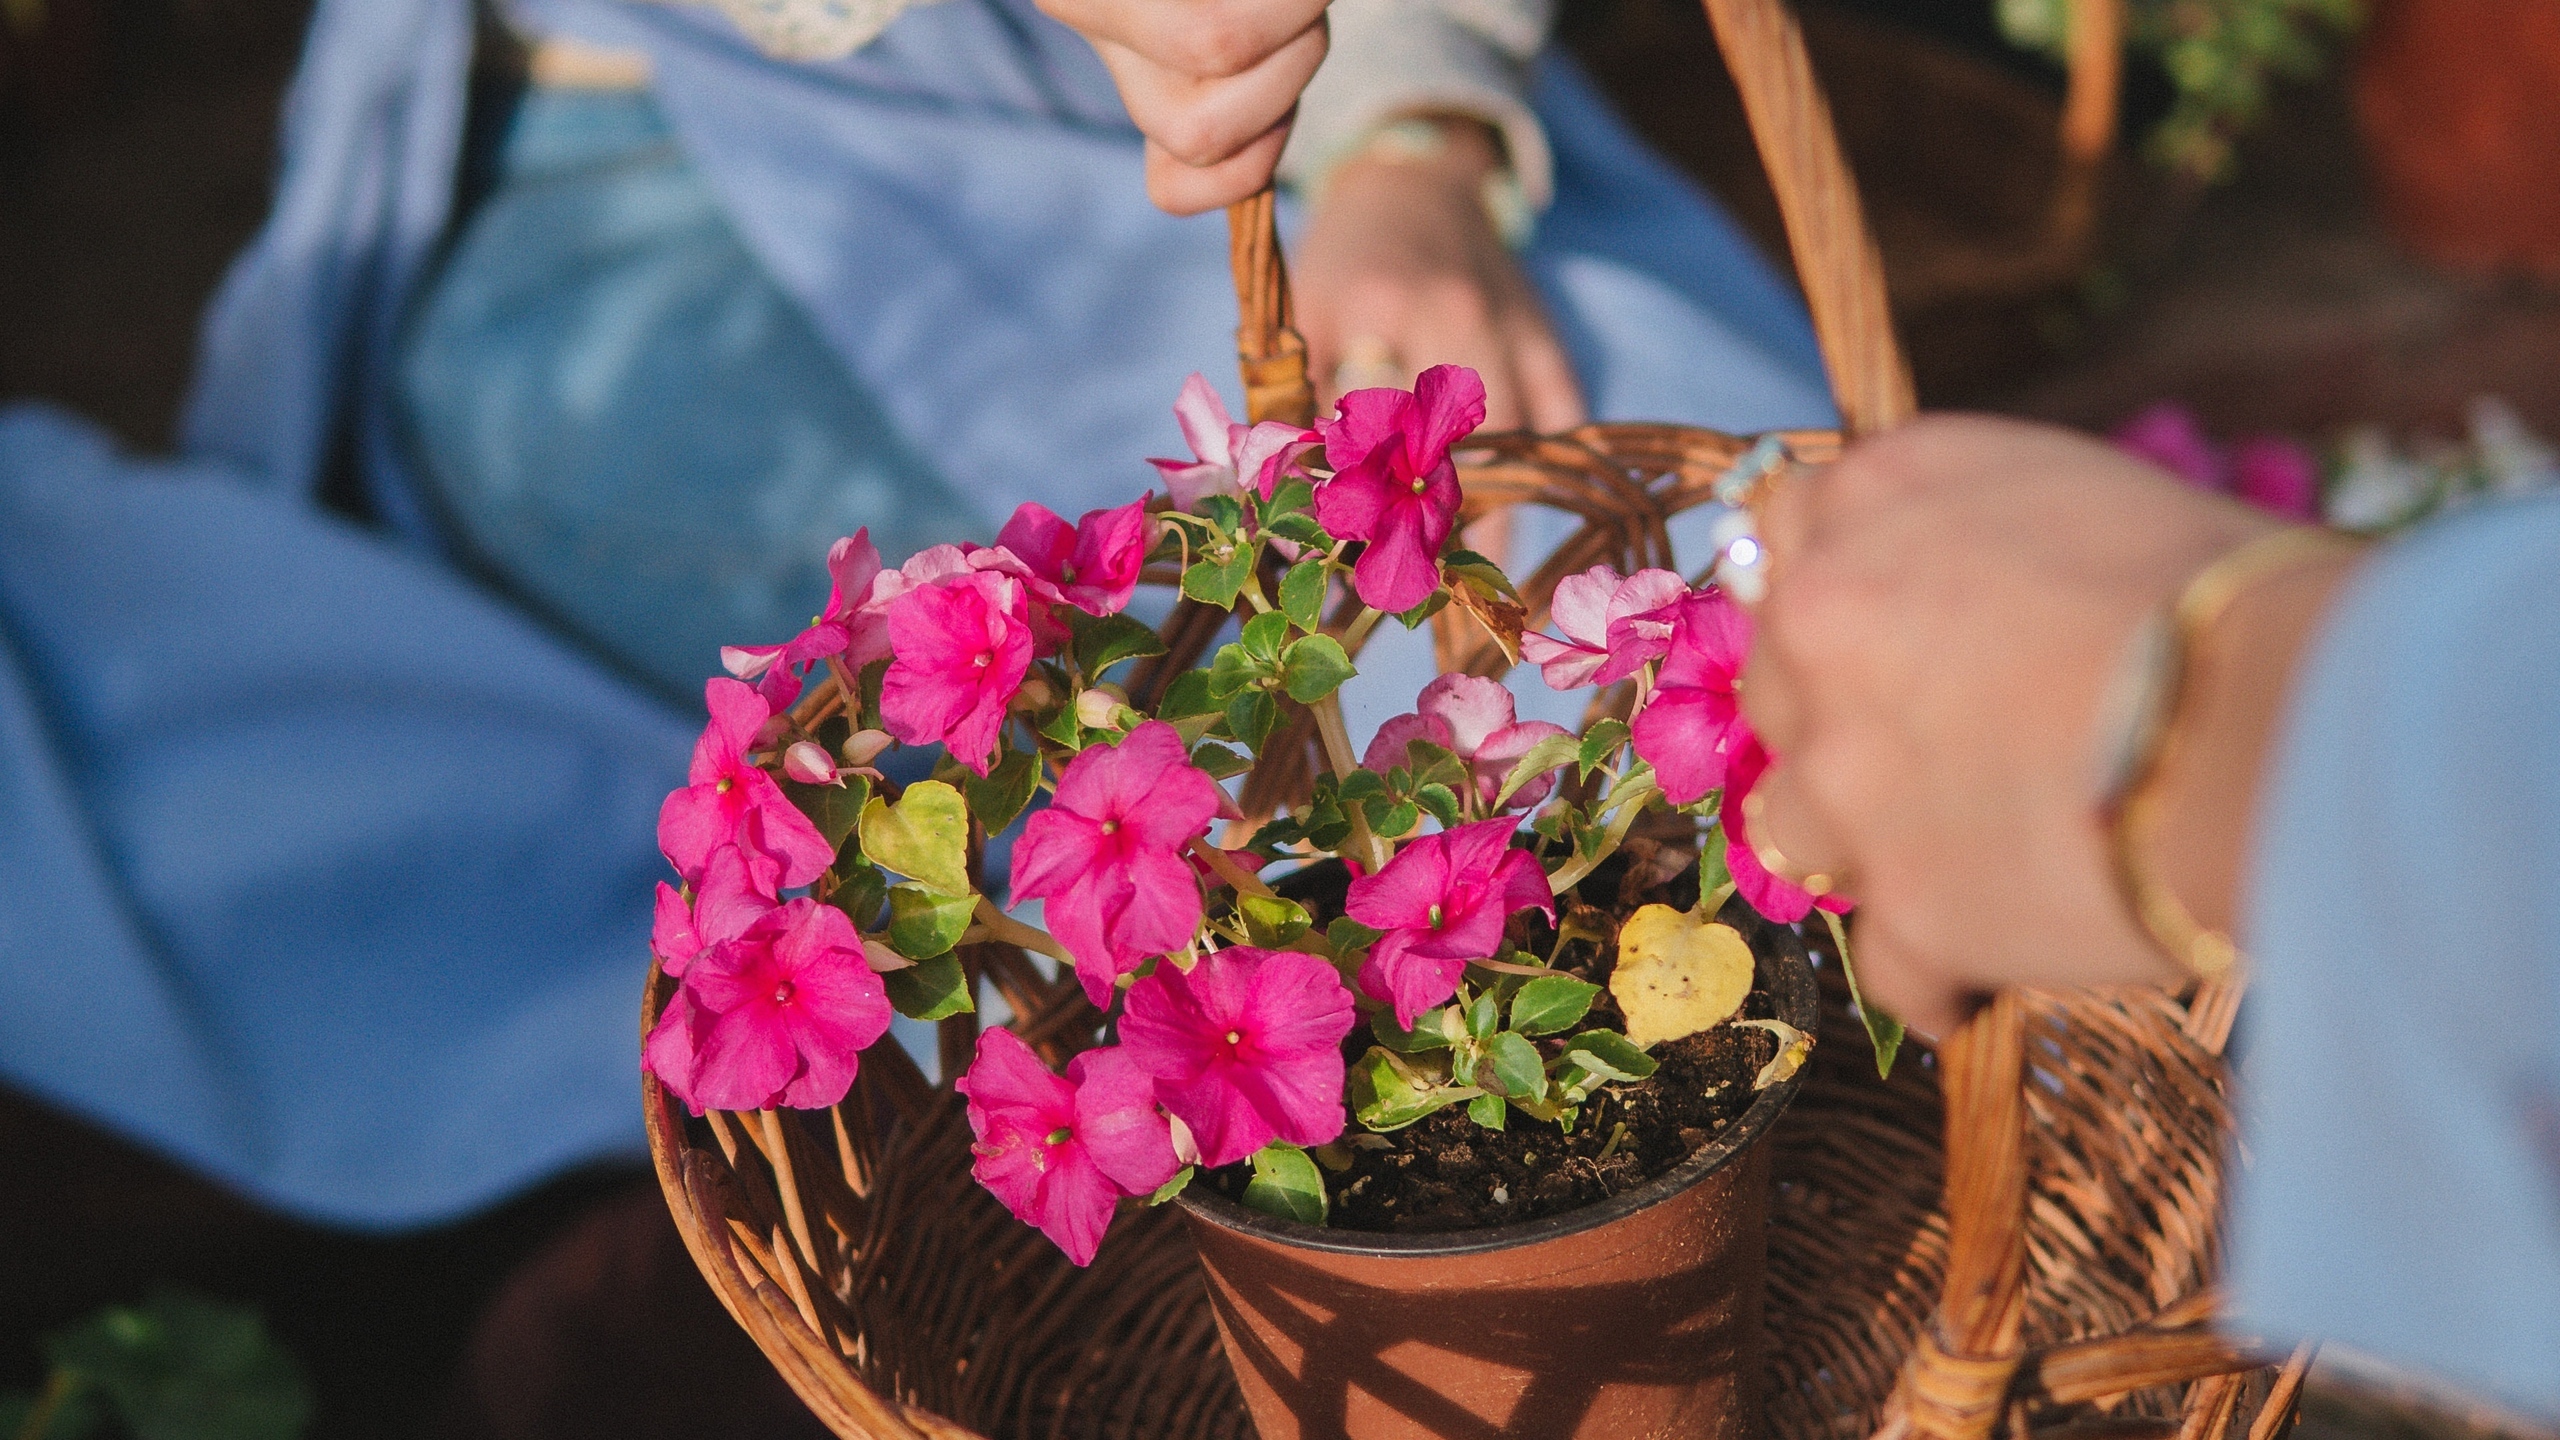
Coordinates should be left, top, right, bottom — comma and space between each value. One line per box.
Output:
1177, 925, 1820, 1440
2355, 0, 2560, 278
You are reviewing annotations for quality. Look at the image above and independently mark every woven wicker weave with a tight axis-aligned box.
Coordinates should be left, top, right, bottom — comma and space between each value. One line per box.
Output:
644, 0, 2308, 1435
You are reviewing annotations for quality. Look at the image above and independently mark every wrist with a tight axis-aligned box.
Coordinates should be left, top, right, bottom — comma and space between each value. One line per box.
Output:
1313, 114, 1534, 247
2140, 538, 2365, 937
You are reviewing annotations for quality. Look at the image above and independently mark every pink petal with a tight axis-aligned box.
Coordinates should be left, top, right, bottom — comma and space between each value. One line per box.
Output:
1030, 1144, 1121, 1267
651, 882, 704, 977
957, 1025, 1075, 1121
1171, 373, 1237, 468
1323, 386, 1415, 474
2233, 435, 2320, 519
1347, 494, 1446, 614
688, 1000, 803, 1112
1406, 365, 1489, 471
721, 644, 785, 681
1719, 730, 1849, 923
1361, 711, 1457, 775
734, 769, 837, 888
2113, 402, 2226, 491
642, 985, 713, 1113
1345, 828, 1453, 932
1311, 453, 1394, 542
1068, 1046, 1181, 1195
1064, 499, 1152, 616
1547, 566, 1626, 650
1473, 720, 1570, 809
1009, 809, 1100, 907
1233, 422, 1321, 500
1359, 931, 1471, 1031
1632, 685, 1741, 806
997, 502, 1077, 579
1152, 457, 1237, 511
1520, 631, 1610, 691
823, 530, 885, 620
1653, 590, 1752, 693
1415, 673, 1516, 757
693, 845, 782, 946
656, 782, 737, 885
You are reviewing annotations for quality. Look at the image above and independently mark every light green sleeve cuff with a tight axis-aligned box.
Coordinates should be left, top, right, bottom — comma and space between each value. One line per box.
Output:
1275, 0, 1557, 212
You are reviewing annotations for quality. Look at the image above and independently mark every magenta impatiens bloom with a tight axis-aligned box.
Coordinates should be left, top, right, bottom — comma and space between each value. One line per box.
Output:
651, 843, 782, 978
657, 679, 837, 888
1720, 729, 1851, 925
643, 897, 892, 1114
1118, 945, 1355, 1169
1361, 673, 1569, 810
2113, 402, 2224, 491
1519, 564, 1688, 690
722, 530, 892, 707
1313, 364, 1483, 614
1148, 372, 1320, 508
1010, 722, 1221, 1005
2232, 435, 2320, 519
997, 498, 1152, 617
1630, 589, 1753, 806
956, 1028, 1181, 1266
1346, 817, 1555, 1027
880, 570, 1035, 776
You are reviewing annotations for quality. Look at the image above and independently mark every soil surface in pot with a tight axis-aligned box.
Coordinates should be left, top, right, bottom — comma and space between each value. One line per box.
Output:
1204, 848, 1786, 1233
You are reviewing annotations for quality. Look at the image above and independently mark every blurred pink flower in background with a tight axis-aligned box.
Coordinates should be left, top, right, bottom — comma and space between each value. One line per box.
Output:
1519, 564, 1689, 690
1148, 373, 1320, 507
1720, 731, 1851, 925
1361, 673, 1571, 810
2111, 402, 2320, 520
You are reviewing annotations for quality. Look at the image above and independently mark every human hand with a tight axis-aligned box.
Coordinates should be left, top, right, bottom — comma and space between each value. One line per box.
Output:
1036, 0, 1331, 214
1737, 415, 2360, 1039
1294, 118, 1586, 440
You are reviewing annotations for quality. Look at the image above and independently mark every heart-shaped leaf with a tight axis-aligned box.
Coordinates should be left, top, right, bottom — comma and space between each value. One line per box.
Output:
1241, 1142, 1328, 1224
859, 781, 972, 897
885, 953, 975, 1022
1611, 904, 1755, 1047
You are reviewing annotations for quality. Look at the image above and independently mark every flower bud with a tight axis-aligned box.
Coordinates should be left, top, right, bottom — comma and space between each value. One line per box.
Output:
753, 715, 794, 750
841, 729, 895, 767
1075, 686, 1128, 731
783, 741, 840, 786
1165, 1111, 1201, 1167
1015, 673, 1058, 710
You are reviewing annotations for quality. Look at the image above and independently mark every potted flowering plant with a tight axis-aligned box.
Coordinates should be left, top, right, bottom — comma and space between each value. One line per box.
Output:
641, 363, 1894, 1438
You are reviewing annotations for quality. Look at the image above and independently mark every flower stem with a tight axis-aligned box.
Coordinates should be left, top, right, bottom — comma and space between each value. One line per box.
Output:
1544, 777, 1657, 897
1190, 837, 1277, 898
970, 899, 1073, 968
1339, 605, 1385, 653
1310, 693, 1392, 872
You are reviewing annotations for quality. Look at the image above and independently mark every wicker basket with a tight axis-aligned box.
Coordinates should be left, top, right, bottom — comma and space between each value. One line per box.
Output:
642, 0, 2308, 1435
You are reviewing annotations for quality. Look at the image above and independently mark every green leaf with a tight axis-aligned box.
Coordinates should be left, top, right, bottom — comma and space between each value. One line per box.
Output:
1208, 640, 1269, 702
1278, 557, 1329, 631
1394, 591, 1449, 629
828, 857, 889, 930
1414, 782, 1463, 828
1466, 1093, 1509, 1130
883, 953, 974, 1021
1036, 704, 1085, 750
1189, 742, 1252, 780
1442, 548, 1521, 601
1226, 691, 1280, 753
1698, 833, 1733, 898
44, 1289, 312, 1440
885, 884, 976, 960
1371, 1008, 1455, 1054
1577, 718, 1631, 778
1465, 992, 1499, 1040
781, 771, 870, 852
1300, 792, 1352, 850
1265, 511, 1331, 547
1370, 800, 1420, 839
1827, 908, 1904, 1079
1400, 739, 1471, 792
1147, 1166, 1196, 1205
1239, 893, 1313, 947
1241, 1142, 1329, 1225
1262, 477, 1315, 518
1478, 1032, 1549, 1100
859, 781, 973, 897
1182, 545, 1257, 608
1158, 668, 1222, 721
1508, 974, 1602, 1036
964, 749, 1040, 834
1325, 917, 1381, 958
1348, 1049, 1459, 1131
1278, 635, 1355, 703
1199, 494, 1246, 532
1563, 1030, 1659, 1082
1071, 613, 1167, 677
1495, 733, 1582, 808
1240, 609, 1291, 662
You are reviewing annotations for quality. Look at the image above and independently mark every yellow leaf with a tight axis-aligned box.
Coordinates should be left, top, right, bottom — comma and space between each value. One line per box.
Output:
1735, 1018, 1814, 1089
1610, 905, 1754, 1047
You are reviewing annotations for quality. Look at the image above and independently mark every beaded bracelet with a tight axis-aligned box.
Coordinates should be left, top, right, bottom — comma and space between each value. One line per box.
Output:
2097, 526, 2366, 978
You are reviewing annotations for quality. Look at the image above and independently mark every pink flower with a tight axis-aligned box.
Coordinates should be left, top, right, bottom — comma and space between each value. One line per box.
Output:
880, 570, 1035, 776
2113, 403, 2225, 491
1346, 817, 1555, 1027
996, 498, 1152, 618
957, 1028, 1181, 1266
643, 898, 892, 1113
1009, 722, 1221, 1005
2232, 435, 2320, 519
1519, 565, 1690, 690
1313, 364, 1483, 613
1361, 673, 1570, 810
1721, 730, 1851, 924
1148, 373, 1321, 508
652, 843, 783, 978
1629, 589, 1753, 806
657, 679, 837, 888
721, 531, 892, 707
1118, 946, 1355, 1169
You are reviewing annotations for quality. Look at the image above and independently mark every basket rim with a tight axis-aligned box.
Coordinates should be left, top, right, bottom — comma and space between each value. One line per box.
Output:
1175, 916, 1820, 1258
